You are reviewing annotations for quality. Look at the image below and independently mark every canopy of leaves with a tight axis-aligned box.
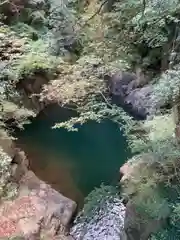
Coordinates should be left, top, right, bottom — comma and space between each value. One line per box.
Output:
2, 0, 180, 238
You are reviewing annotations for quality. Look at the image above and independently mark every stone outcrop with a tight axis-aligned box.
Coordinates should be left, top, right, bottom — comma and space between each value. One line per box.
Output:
120, 159, 169, 240
0, 132, 77, 239
0, 170, 76, 239
16, 74, 49, 113
107, 71, 162, 119
71, 195, 127, 240
0, 31, 24, 62
124, 202, 168, 240
124, 86, 155, 118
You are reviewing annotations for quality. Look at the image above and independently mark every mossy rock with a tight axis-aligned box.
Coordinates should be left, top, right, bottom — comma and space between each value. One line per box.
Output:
0, 26, 10, 34
0, 237, 25, 240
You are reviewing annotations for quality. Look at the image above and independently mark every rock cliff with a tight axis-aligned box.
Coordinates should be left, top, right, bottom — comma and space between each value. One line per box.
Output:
71, 190, 127, 240
0, 132, 77, 239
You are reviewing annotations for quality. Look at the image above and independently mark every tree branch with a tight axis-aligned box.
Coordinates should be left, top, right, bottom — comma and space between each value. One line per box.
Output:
81, 0, 108, 27
0, 0, 8, 6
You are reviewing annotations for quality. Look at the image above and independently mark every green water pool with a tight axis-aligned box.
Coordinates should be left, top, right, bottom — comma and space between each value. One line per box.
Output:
16, 105, 130, 205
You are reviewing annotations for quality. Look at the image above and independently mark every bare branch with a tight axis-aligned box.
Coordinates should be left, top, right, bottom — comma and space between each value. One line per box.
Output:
0, 0, 8, 6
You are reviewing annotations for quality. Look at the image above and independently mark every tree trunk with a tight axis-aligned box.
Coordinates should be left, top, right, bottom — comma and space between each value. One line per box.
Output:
173, 103, 180, 143
103, 0, 116, 12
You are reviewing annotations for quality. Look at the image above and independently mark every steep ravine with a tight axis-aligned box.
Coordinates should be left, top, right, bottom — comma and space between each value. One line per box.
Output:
0, 131, 76, 239
14, 105, 130, 239
1, 72, 163, 239
15, 104, 130, 203
13, 74, 135, 240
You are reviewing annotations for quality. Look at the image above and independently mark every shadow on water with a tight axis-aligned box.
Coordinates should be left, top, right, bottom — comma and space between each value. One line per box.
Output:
15, 104, 131, 207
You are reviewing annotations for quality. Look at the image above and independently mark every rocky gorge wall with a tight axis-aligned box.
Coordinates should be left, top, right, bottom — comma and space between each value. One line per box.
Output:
0, 129, 130, 240
13, 72, 144, 240
0, 132, 77, 239
1, 66, 166, 239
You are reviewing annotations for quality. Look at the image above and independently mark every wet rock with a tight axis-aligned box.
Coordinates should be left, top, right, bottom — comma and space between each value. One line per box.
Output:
10, 150, 29, 183
106, 71, 136, 99
17, 74, 49, 113
0, 138, 76, 239
0, 170, 77, 238
19, 170, 77, 234
120, 160, 145, 184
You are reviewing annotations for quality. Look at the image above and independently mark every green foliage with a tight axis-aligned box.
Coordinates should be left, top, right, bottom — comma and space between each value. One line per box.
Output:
93, 0, 180, 70
11, 22, 39, 39
2, 0, 180, 238
152, 66, 180, 107
2, 38, 60, 82
120, 111, 180, 232
74, 184, 119, 224
170, 203, 180, 228
150, 202, 180, 239
1, 100, 35, 128
53, 98, 134, 131
0, 147, 17, 200
14, 49, 59, 80
47, 0, 78, 55
133, 187, 170, 220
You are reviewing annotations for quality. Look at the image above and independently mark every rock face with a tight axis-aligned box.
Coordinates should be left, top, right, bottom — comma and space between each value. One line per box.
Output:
124, 86, 155, 118
107, 71, 160, 119
120, 159, 168, 240
16, 74, 49, 113
0, 133, 77, 239
71, 197, 127, 240
0, 31, 24, 62
0, 169, 76, 239
124, 201, 168, 240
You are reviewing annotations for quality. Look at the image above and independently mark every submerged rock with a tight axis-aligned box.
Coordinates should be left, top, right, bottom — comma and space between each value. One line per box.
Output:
71, 187, 127, 240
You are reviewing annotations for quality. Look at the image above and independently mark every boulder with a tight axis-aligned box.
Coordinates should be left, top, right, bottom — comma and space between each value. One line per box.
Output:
19, 171, 77, 235
11, 163, 25, 183
0, 170, 77, 239
124, 86, 155, 119
71, 196, 127, 240
0, 130, 15, 158
18, 217, 40, 239
124, 202, 168, 240
106, 71, 136, 98
107, 71, 162, 119
120, 159, 169, 240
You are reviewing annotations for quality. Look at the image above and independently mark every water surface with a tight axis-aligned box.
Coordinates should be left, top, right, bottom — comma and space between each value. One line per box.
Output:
16, 105, 130, 206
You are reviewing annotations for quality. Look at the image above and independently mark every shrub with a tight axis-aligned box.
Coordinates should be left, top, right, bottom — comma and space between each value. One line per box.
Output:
152, 67, 180, 108
12, 40, 60, 80
74, 184, 119, 224
0, 147, 17, 200
15, 51, 58, 79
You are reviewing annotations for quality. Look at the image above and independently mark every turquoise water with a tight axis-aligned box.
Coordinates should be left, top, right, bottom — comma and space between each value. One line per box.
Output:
16, 105, 130, 205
